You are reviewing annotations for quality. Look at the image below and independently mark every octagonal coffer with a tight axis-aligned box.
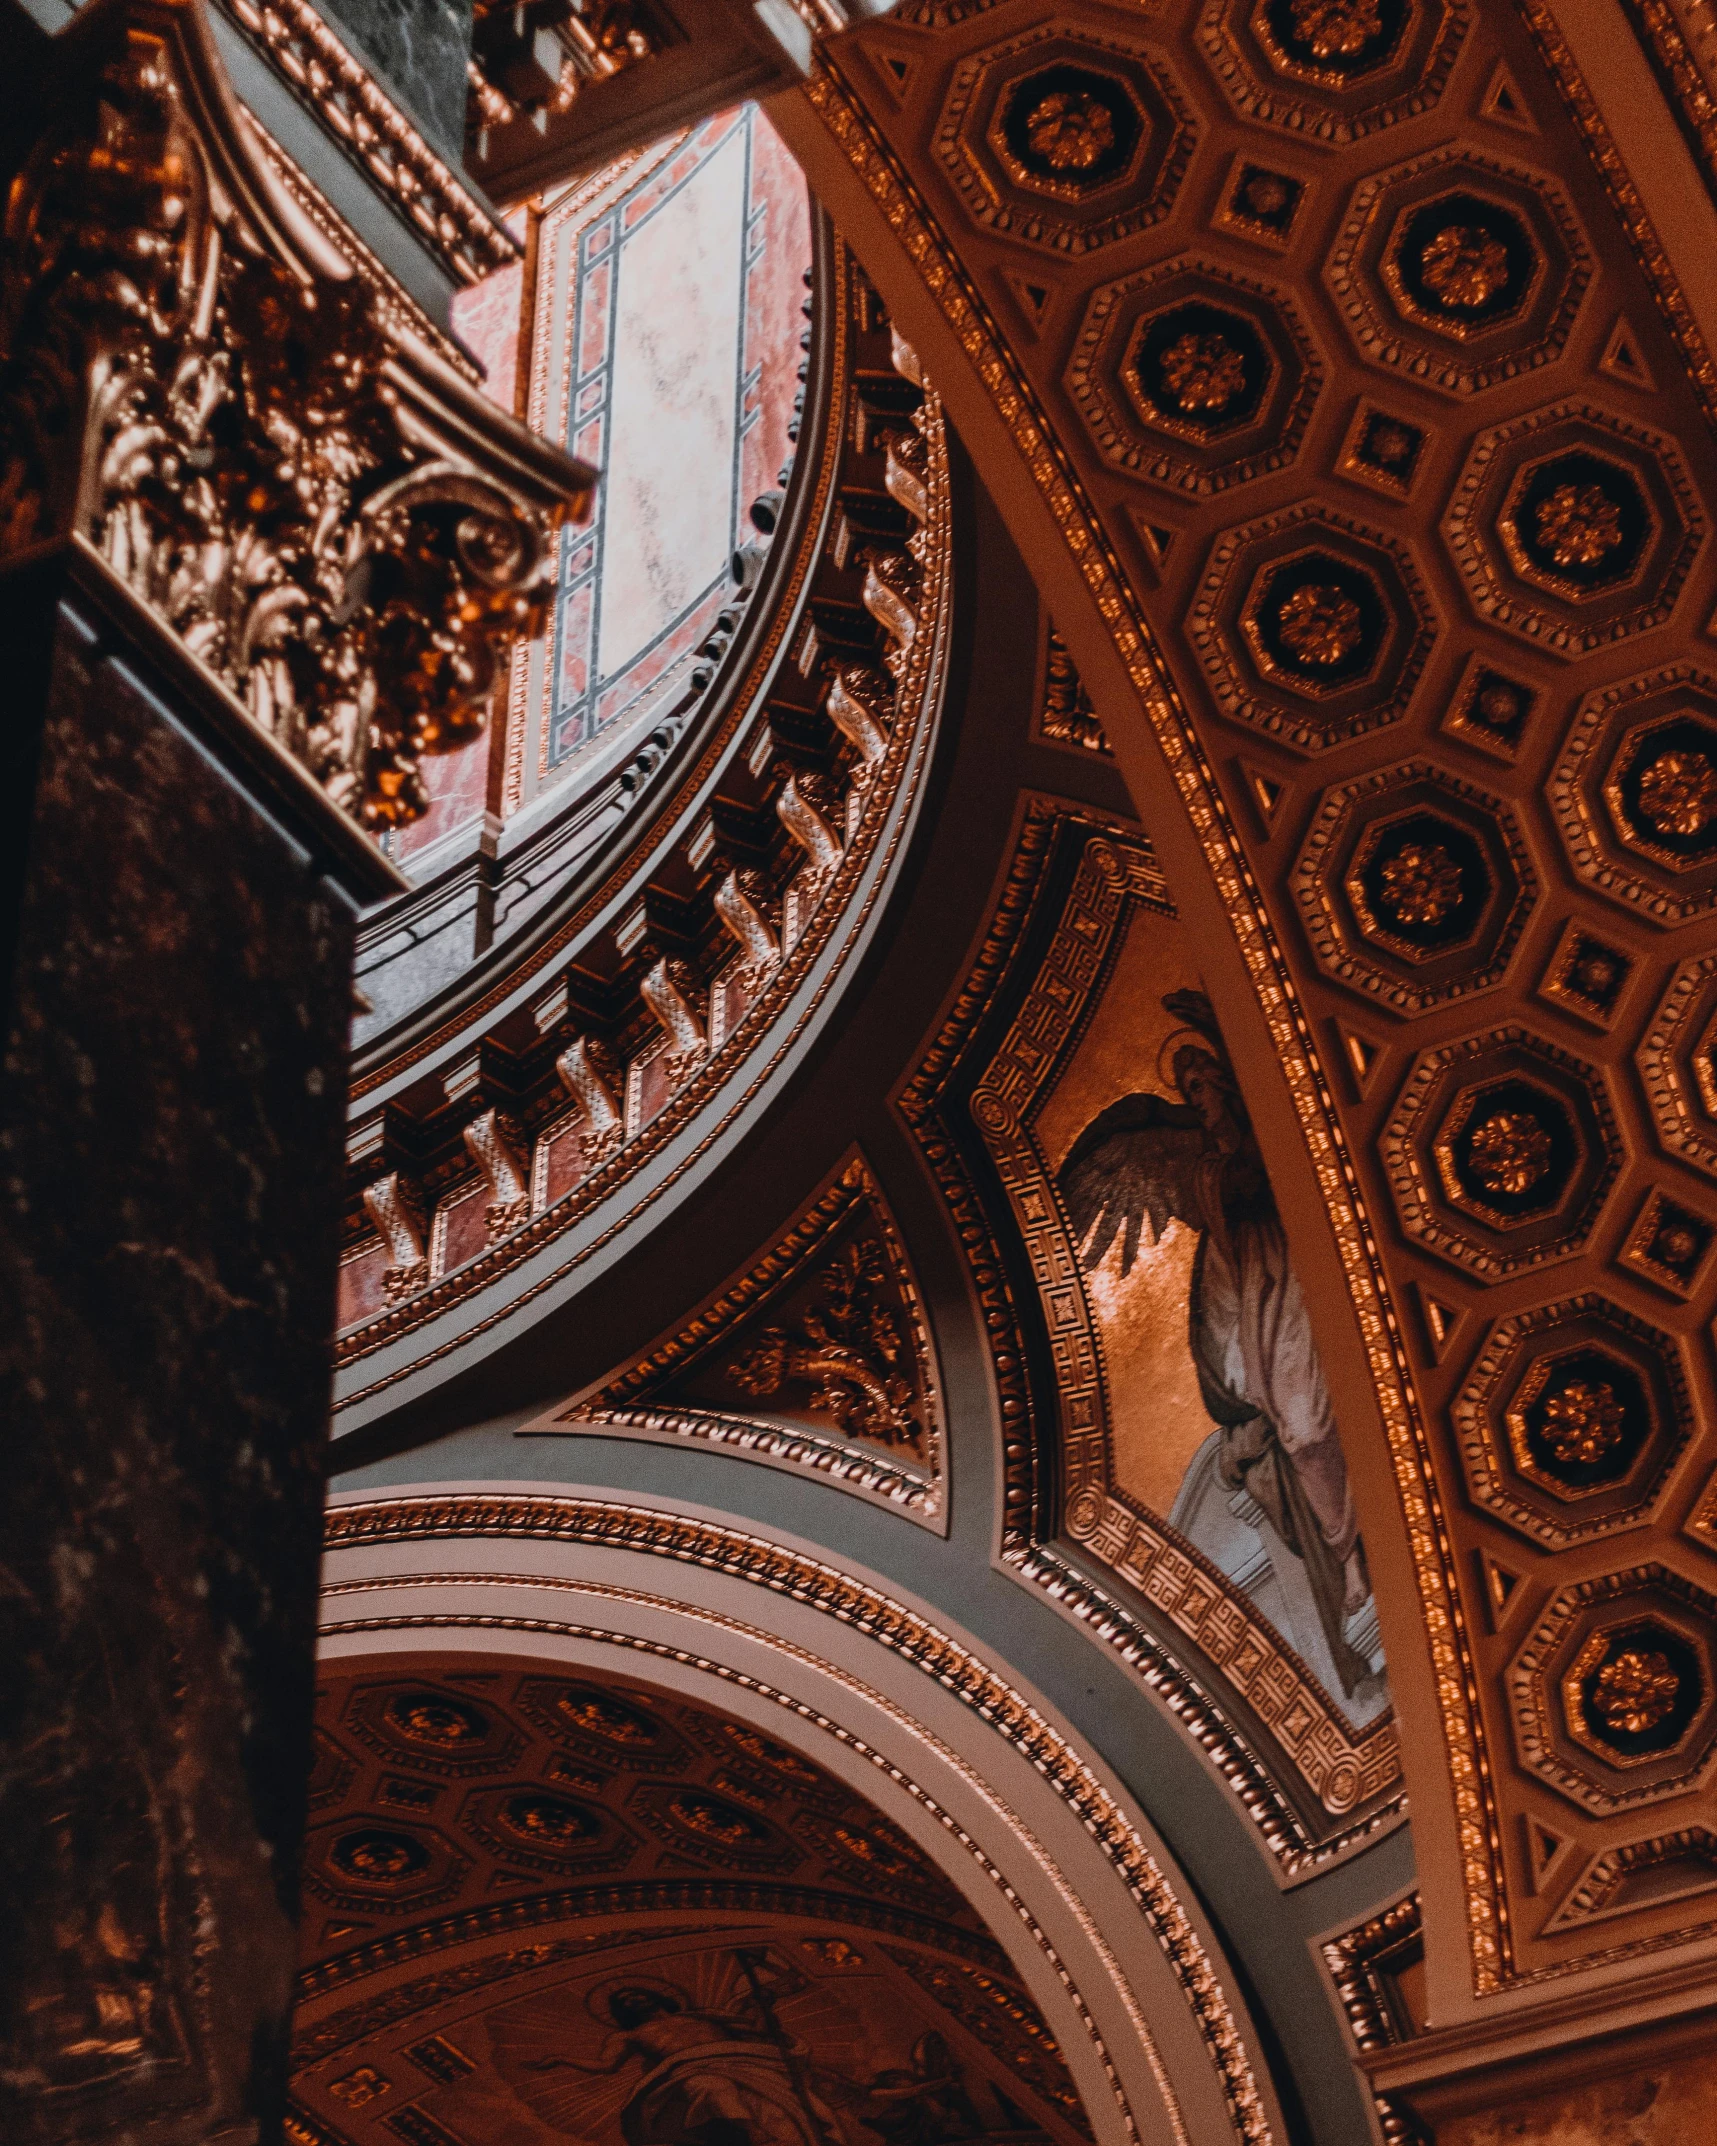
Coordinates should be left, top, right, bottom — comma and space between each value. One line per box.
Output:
1192, 502, 1436, 750
302, 1814, 471, 1916
344, 1680, 525, 1775
1197, 0, 1468, 144
1445, 403, 1703, 658
1294, 760, 1535, 1014
1553, 664, 1717, 927
1452, 1295, 1692, 1550
1382, 1026, 1620, 1278
1640, 948, 1717, 1181
1067, 258, 1322, 493
1325, 147, 1588, 396
935, 24, 1196, 255
1511, 1564, 1717, 1815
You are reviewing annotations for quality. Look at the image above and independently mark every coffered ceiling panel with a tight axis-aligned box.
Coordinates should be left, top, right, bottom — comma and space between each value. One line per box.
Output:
772, 0, 1717, 2009
290, 1660, 1091, 2146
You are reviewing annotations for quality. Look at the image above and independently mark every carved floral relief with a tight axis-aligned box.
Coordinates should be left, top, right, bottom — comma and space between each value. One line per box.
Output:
0, 0, 591, 833
522, 1154, 946, 1525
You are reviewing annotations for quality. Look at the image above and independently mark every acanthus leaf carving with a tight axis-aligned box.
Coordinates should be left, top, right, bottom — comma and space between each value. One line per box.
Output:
555, 1036, 625, 1169
0, 0, 593, 835
713, 870, 781, 987
826, 660, 894, 779
725, 1236, 920, 1447
639, 958, 708, 1090
523, 1153, 944, 1519
777, 770, 844, 882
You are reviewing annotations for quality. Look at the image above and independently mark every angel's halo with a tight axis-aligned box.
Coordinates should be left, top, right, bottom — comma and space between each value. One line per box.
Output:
1154, 1026, 1208, 1093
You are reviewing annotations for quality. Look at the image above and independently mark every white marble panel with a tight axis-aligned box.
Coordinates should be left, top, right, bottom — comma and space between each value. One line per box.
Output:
596, 129, 744, 684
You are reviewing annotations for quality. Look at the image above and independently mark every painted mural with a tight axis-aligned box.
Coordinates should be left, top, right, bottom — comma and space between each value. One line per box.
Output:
412, 105, 811, 860
1035, 910, 1388, 1724
481, 1933, 1088, 2146
290, 1667, 1091, 2146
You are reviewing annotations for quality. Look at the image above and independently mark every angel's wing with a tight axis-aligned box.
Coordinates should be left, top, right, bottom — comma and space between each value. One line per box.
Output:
1162, 987, 1228, 1060
1057, 1094, 1206, 1276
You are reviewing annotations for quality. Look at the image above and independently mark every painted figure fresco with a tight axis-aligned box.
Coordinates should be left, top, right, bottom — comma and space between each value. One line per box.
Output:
1057, 990, 1373, 1697
524, 1974, 837, 2146
509, 1951, 1060, 2146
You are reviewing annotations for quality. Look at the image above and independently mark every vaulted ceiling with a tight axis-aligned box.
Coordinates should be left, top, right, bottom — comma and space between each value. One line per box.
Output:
290, 1657, 1091, 2146
319, 0, 1717, 2136
768, 0, 1717, 2016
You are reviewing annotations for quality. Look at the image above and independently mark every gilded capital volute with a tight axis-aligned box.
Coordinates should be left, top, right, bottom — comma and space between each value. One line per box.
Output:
0, 0, 594, 833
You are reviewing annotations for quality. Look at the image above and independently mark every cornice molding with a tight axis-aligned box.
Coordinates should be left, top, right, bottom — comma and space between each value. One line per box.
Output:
320, 1489, 1275, 2144
331, 305, 954, 1419
219, 0, 517, 287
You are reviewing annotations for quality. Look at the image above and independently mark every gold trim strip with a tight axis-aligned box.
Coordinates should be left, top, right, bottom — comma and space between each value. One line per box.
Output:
321, 1492, 1275, 2142
801, 49, 1501, 1990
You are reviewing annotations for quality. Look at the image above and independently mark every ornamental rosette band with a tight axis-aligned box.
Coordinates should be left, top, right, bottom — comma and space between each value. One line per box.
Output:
0, 0, 593, 833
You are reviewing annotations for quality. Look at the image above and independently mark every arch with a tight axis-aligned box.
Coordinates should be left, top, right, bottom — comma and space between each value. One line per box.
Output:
315, 1487, 1286, 2145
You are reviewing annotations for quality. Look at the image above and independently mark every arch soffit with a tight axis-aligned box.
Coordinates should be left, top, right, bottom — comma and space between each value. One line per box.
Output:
767, 0, 1717, 2015
317, 1486, 1286, 2146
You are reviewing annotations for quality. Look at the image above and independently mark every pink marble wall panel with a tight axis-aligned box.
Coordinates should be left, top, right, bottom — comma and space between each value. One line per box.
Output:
436, 1184, 491, 1277
396, 214, 531, 867
337, 1243, 394, 1328
630, 1043, 676, 1133
450, 254, 524, 415
590, 580, 728, 733
741, 113, 813, 521
535, 1116, 589, 1208
393, 715, 489, 862
596, 121, 746, 691
522, 108, 811, 786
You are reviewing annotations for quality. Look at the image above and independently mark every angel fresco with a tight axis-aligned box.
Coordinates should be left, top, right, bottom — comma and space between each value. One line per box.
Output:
523, 1980, 842, 2146
1057, 991, 1373, 1696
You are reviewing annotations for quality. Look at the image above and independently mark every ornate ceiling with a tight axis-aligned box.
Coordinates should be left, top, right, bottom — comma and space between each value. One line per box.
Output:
290, 1658, 1094, 2146
287, 1648, 1094, 2137
764, 0, 1717, 2024
296, 0, 1717, 2132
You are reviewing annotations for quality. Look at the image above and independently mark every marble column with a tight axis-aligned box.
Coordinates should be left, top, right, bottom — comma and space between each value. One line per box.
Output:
0, 2, 590, 2135
0, 549, 395, 2146
313, 0, 475, 162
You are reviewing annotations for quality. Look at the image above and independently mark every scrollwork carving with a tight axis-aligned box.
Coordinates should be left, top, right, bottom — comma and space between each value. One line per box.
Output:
0, 0, 591, 834
725, 1237, 919, 1446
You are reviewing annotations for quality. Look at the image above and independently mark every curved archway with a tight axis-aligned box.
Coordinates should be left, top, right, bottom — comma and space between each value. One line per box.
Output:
304, 1487, 1285, 2146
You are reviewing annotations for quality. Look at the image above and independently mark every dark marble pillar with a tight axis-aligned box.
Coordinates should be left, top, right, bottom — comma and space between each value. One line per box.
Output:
312, 0, 475, 163
0, 550, 393, 2145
